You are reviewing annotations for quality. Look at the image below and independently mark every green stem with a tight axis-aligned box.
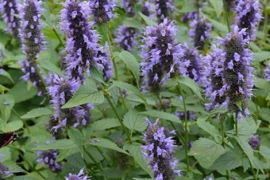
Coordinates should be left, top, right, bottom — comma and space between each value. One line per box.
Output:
83, 146, 103, 171
96, 147, 112, 167
235, 114, 238, 136
52, 27, 65, 48
32, 61, 47, 90
221, 115, 231, 179
222, 0, 231, 32
249, 161, 258, 180
12, 109, 30, 133
262, 0, 269, 42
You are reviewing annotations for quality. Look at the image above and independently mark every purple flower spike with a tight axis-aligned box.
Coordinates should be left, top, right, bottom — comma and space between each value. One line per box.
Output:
235, 0, 262, 40
142, 119, 181, 179
179, 43, 202, 83
61, 0, 105, 83
122, 0, 136, 17
65, 168, 90, 180
204, 45, 226, 111
0, 0, 20, 37
219, 25, 254, 120
115, 25, 138, 52
141, 19, 183, 93
249, 135, 260, 149
96, 43, 113, 81
37, 150, 62, 172
47, 74, 91, 134
152, 0, 175, 22
182, 12, 197, 23
264, 64, 270, 81
89, 0, 115, 24
189, 16, 212, 50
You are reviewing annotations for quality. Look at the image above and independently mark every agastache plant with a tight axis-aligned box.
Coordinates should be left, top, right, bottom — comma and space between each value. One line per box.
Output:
19, 0, 46, 95
151, 0, 174, 22
189, 16, 212, 50
47, 74, 91, 134
61, 0, 107, 83
115, 25, 138, 51
122, 0, 136, 17
218, 25, 254, 120
0, 0, 20, 37
141, 19, 183, 93
235, 0, 262, 40
65, 168, 90, 180
37, 150, 62, 172
89, 0, 115, 24
142, 119, 181, 179
264, 64, 270, 81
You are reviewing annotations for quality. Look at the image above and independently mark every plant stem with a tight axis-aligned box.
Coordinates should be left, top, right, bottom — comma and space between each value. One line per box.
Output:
33, 60, 47, 91
249, 161, 258, 180
52, 27, 65, 48
262, 0, 269, 42
222, 0, 231, 32
235, 114, 238, 136
12, 109, 30, 133
83, 145, 103, 171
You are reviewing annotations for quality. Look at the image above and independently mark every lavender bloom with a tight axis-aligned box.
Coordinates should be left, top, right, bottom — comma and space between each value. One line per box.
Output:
61, 0, 105, 83
122, 0, 136, 17
224, 0, 236, 11
139, 0, 155, 17
47, 74, 91, 133
89, 0, 115, 24
182, 12, 197, 23
65, 168, 90, 180
204, 45, 226, 111
141, 19, 183, 93
37, 150, 62, 172
19, 0, 46, 95
264, 64, 270, 81
115, 25, 138, 52
218, 25, 253, 120
175, 111, 197, 120
151, 0, 174, 22
235, 0, 262, 40
249, 135, 260, 149
189, 16, 212, 50
180, 43, 202, 83
142, 119, 181, 179
0, 0, 20, 37
96, 43, 113, 81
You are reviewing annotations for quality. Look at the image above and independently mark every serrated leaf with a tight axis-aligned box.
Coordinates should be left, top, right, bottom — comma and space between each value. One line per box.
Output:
228, 117, 260, 137
56, 148, 79, 162
140, 110, 180, 124
1, 120, 23, 132
7, 81, 37, 103
113, 81, 146, 102
123, 18, 143, 29
209, 151, 242, 171
209, 0, 223, 18
259, 146, 270, 160
0, 94, 15, 121
123, 109, 147, 132
118, 51, 140, 86
21, 108, 53, 119
68, 128, 84, 156
138, 12, 155, 26
197, 117, 220, 137
89, 138, 130, 155
92, 118, 121, 131
62, 83, 104, 108
178, 77, 203, 101
254, 77, 269, 89
189, 138, 225, 168
235, 137, 254, 166
33, 139, 76, 150
207, 18, 228, 33
0, 69, 14, 83
253, 51, 270, 63
39, 60, 66, 77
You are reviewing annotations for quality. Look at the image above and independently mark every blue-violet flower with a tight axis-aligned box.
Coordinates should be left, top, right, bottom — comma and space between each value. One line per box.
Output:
264, 64, 270, 81
249, 134, 260, 149
89, 0, 115, 24
151, 0, 174, 22
65, 168, 90, 180
37, 150, 62, 172
115, 25, 138, 52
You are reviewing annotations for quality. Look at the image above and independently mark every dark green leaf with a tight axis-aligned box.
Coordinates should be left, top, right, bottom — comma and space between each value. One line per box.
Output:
33, 139, 76, 150
178, 77, 203, 101
210, 151, 242, 171
235, 137, 254, 166
140, 110, 180, 124
92, 118, 121, 131
123, 109, 147, 132
197, 117, 220, 137
259, 146, 270, 160
21, 108, 53, 119
0, 94, 15, 121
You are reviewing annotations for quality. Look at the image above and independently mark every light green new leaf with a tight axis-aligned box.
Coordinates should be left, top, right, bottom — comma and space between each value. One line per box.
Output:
118, 51, 140, 86
178, 77, 203, 101
21, 108, 53, 119
89, 138, 130, 155
0, 69, 14, 83
235, 137, 254, 166
140, 110, 180, 124
259, 146, 270, 160
138, 12, 155, 26
0, 94, 15, 122
123, 109, 147, 132
92, 118, 121, 131
207, 18, 228, 33
210, 151, 242, 171
1, 120, 23, 132
189, 138, 225, 168
197, 117, 220, 137
123, 18, 143, 29
39, 60, 65, 77
253, 51, 270, 63
209, 0, 223, 18
7, 81, 37, 103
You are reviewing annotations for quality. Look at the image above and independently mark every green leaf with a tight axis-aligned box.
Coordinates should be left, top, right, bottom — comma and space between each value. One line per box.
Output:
89, 138, 130, 155
228, 117, 260, 137
0, 94, 15, 121
253, 51, 270, 63
0, 70, 14, 83
123, 109, 147, 132
1, 120, 23, 132
92, 118, 121, 131
178, 77, 203, 101
235, 137, 254, 166
254, 77, 269, 89
21, 108, 53, 119
113, 81, 146, 102
68, 128, 84, 156
33, 139, 76, 150
138, 12, 155, 26
56, 148, 79, 162
62, 83, 104, 108
7, 81, 37, 103
207, 18, 228, 33
123, 18, 143, 29
140, 110, 180, 124
209, 0, 223, 18
189, 138, 225, 168
197, 117, 220, 137
118, 51, 140, 86
39, 60, 66, 77
259, 146, 270, 160
210, 151, 242, 171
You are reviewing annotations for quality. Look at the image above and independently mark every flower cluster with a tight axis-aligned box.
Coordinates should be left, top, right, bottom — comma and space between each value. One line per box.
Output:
122, 0, 136, 17
19, 0, 46, 95
141, 19, 183, 93
189, 16, 212, 50
0, 0, 20, 37
115, 25, 138, 52
96, 43, 113, 82
89, 0, 115, 24
249, 135, 260, 149
37, 150, 62, 172
204, 45, 226, 111
151, 0, 174, 22
61, 0, 107, 83
182, 12, 197, 23
142, 119, 180, 179
47, 74, 91, 134
235, 0, 262, 40
175, 111, 197, 120
65, 168, 90, 180
180, 43, 202, 83
264, 64, 270, 81
218, 26, 254, 120
0, 154, 11, 178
